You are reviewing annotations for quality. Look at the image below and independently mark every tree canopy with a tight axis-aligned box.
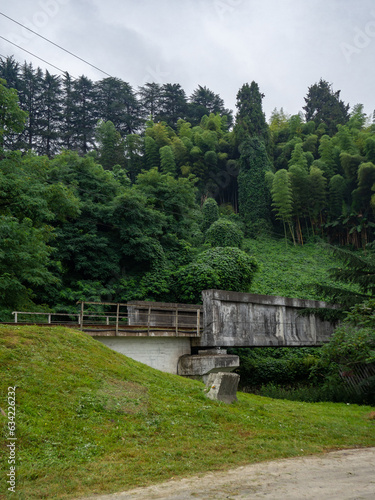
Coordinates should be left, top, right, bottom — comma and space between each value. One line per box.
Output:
2, 55, 375, 316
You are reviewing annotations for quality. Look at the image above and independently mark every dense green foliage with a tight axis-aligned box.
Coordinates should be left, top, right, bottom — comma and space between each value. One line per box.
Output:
233, 347, 320, 387
2, 65, 375, 409
316, 245, 375, 308
205, 218, 244, 247
173, 247, 258, 303
2, 60, 375, 335
237, 138, 272, 234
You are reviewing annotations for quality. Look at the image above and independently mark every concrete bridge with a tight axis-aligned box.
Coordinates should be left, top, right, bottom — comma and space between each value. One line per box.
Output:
82, 290, 337, 379
13, 290, 338, 379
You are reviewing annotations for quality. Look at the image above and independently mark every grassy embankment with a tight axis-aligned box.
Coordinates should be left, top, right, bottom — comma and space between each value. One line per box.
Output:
1, 324, 374, 499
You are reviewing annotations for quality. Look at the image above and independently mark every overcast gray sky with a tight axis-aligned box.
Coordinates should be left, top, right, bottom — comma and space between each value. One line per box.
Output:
1, 0, 374, 120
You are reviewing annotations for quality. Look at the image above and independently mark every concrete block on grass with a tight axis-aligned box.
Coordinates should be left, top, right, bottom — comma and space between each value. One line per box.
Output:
205, 372, 240, 404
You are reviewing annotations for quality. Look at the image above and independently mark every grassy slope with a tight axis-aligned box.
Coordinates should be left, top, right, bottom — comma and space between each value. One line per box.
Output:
1, 325, 374, 499
246, 237, 357, 299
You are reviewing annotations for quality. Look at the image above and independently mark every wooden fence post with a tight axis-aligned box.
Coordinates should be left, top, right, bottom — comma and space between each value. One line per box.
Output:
115, 303, 120, 336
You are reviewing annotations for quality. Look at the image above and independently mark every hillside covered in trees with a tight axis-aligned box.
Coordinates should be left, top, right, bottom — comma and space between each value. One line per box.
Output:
1, 55, 375, 317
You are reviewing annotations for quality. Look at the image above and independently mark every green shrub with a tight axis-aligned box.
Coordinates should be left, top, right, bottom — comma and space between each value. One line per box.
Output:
345, 298, 375, 328
172, 247, 258, 303
237, 354, 319, 387
201, 197, 219, 232
205, 219, 244, 248
173, 262, 220, 303
319, 324, 375, 368
197, 247, 258, 292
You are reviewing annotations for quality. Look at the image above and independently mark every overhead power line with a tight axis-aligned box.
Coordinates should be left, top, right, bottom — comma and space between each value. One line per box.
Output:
0, 11, 112, 78
0, 35, 70, 75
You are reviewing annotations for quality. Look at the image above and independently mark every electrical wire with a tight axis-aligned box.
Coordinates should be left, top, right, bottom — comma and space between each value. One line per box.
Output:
0, 11, 112, 78
0, 35, 70, 75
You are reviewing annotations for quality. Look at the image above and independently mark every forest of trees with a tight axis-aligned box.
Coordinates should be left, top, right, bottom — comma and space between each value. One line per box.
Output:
1, 55, 375, 317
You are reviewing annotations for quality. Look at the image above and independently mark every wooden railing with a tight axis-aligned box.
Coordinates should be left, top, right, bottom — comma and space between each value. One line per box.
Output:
12, 311, 81, 324
78, 301, 202, 337
12, 300, 203, 338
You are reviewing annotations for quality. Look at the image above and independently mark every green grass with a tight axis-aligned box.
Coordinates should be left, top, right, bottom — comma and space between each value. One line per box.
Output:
245, 236, 358, 300
1, 325, 374, 499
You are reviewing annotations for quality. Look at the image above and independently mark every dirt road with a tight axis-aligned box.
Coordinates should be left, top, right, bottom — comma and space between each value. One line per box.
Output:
82, 447, 375, 499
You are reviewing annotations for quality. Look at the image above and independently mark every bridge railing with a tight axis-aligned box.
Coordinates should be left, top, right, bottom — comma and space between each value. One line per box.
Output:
12, 300, 203, 337
12, 311, 81, 324
78, 300, 202, 337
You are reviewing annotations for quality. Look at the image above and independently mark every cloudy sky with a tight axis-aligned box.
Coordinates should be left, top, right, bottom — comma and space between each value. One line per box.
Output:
1, 0, 374, 120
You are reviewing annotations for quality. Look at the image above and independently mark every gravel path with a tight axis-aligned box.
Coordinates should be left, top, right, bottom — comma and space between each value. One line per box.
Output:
81, 447, 375, 500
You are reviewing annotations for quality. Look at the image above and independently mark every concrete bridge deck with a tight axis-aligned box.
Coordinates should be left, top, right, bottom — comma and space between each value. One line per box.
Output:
11, 291, 338, 375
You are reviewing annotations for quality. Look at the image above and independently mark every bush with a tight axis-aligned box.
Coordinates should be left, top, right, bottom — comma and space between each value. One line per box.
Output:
173, 247, 258, 303
345, 298, 375, 328
197, 247, 258, 292
311, 323, 375, 404
237, 353, 320, 387
205, 219, 244, 248
319, 324, 375, 368
173, 262, 220, 303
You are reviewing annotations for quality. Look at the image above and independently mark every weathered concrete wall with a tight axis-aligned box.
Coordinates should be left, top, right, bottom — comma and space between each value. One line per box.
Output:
96, 336, 191, 374
194, 289, 337, 347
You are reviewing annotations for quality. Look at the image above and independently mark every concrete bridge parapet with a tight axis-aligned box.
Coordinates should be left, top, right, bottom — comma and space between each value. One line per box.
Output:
193, 289, 337, 348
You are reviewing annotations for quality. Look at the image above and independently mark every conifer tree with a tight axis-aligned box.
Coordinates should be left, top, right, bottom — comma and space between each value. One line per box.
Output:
96, 77, 142, 134
317, 246, 375, 309
38, 71, 62, 156
61, 72, 74, 150
70, 75, 97, 154
303, 79, 349, 136
18, 62, 44, 151
138, 82, 162, 121
234, 81, 269, 146
157, 83, 187, 128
